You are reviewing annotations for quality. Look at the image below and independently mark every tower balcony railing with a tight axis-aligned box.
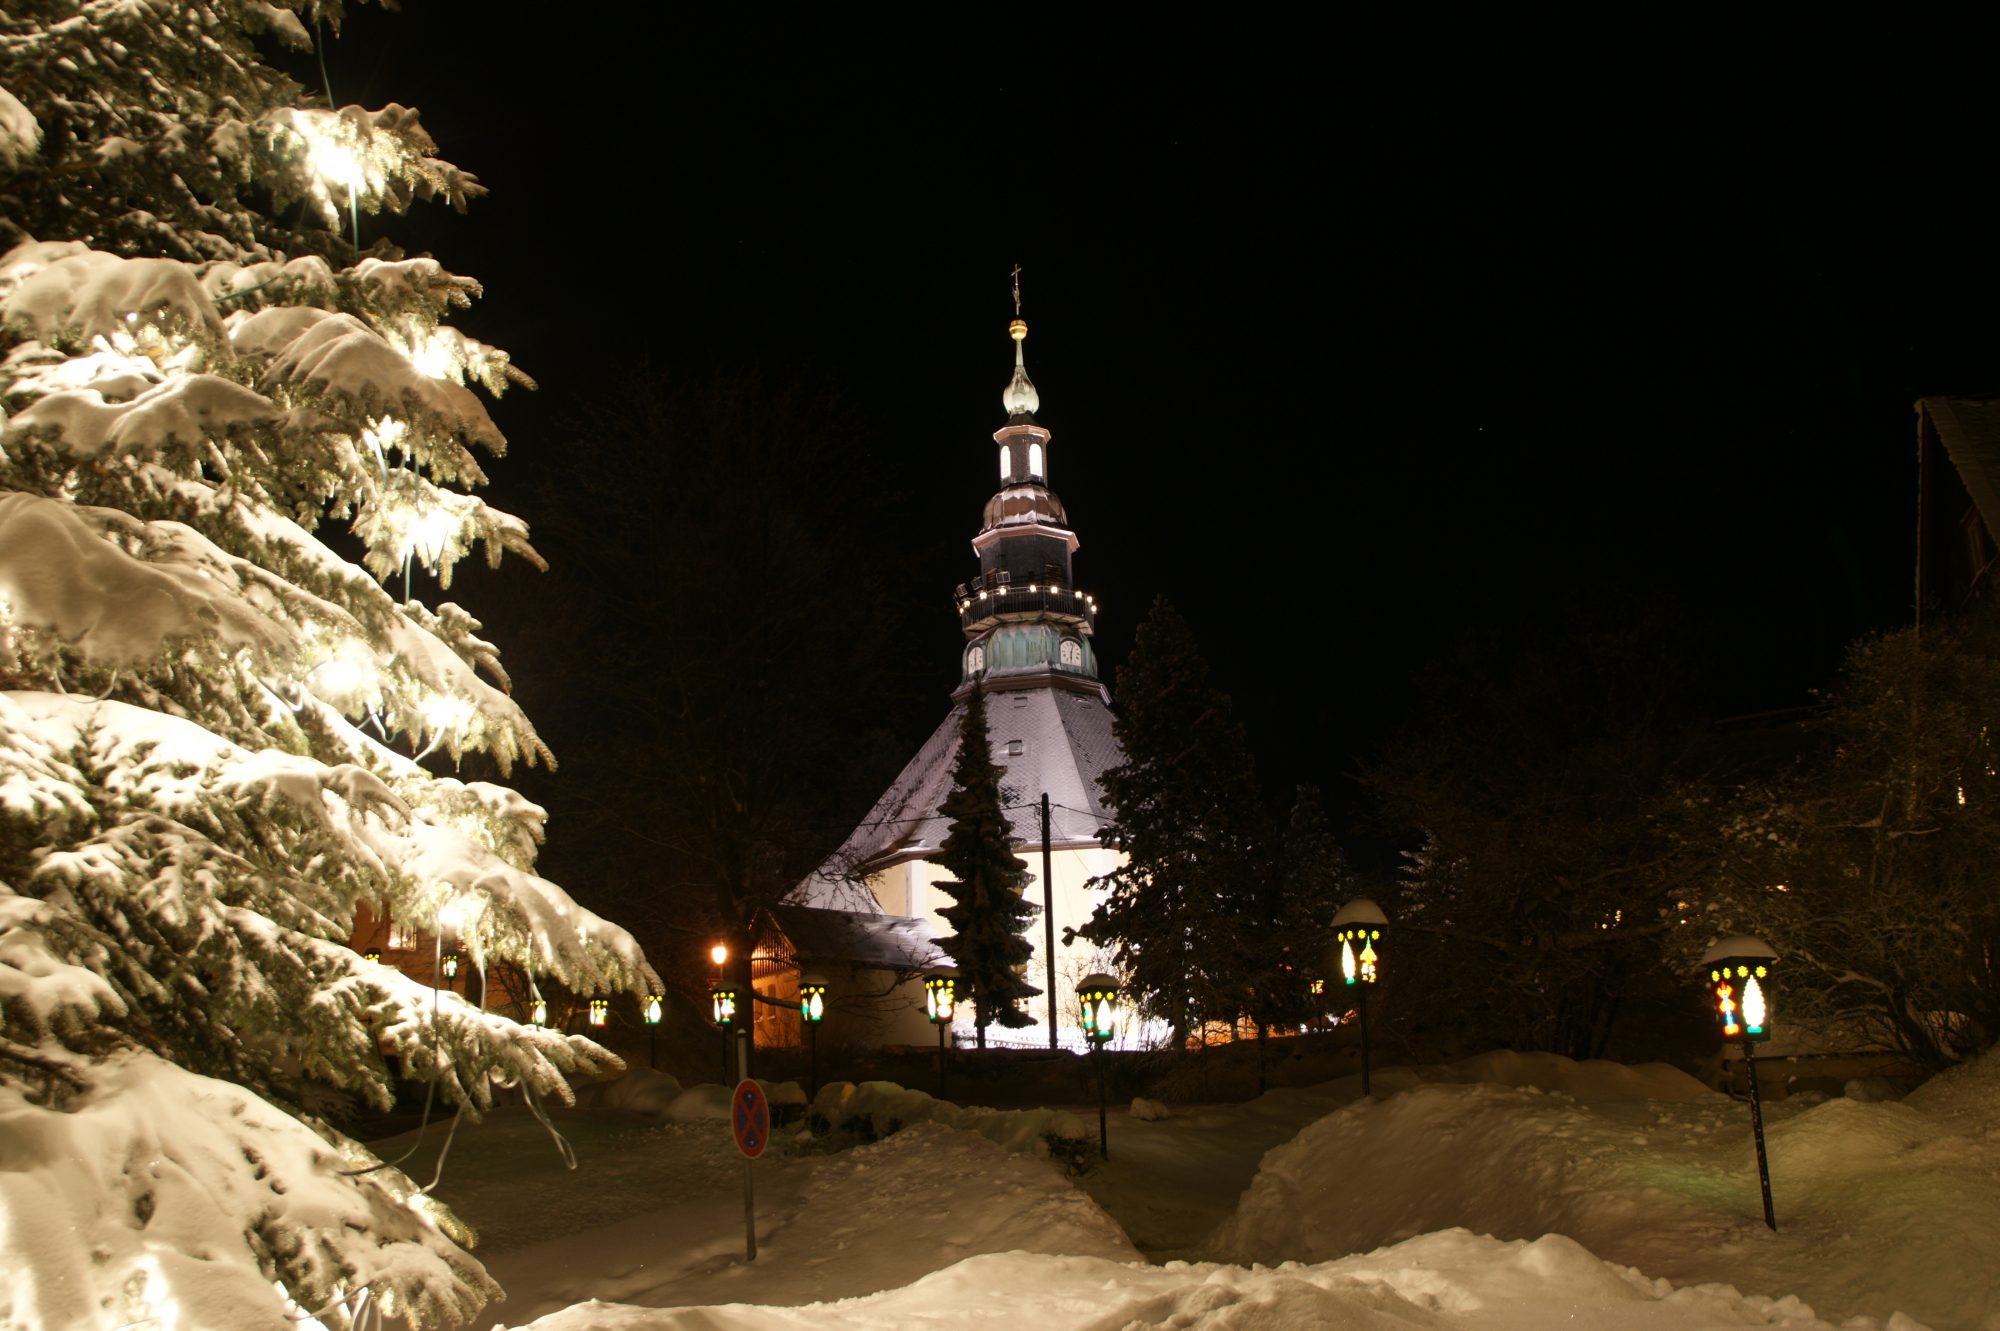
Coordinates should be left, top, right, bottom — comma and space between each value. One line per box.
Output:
955, 575, 1098, 631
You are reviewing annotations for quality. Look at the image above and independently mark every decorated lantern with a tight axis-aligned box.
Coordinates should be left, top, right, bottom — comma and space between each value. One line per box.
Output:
642, 993, 663, 1025
1701, 935, 1778, 1043
710, 982, 739, 1026
1078, 973, 1120, 1044
587, 997, 608, 1027
440, 951, 460, 981
924, 970, 957, 1025
529, 998, 547, 1027
799, 974, 828, 1024
1331, 897, 1388, 986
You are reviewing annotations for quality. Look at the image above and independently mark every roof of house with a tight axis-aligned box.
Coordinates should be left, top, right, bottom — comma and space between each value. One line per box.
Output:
768, 903, 944, 971
1923, 395, 2000, 545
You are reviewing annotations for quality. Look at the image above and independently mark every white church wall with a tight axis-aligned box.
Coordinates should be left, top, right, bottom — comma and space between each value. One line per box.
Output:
864, 844, 1124, 1040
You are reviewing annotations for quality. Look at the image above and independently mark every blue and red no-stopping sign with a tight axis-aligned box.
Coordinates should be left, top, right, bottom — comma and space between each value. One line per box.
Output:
732, 1079, 770, 1159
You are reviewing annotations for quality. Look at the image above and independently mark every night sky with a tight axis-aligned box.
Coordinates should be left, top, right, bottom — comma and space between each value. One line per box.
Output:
309, 13, 2000, 855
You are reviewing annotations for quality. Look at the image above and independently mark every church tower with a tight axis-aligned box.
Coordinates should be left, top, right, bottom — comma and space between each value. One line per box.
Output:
796, 284, 1123, 1045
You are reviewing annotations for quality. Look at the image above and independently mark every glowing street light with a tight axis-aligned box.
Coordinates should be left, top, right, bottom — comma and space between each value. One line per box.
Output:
530, 998, 547, 1027
1078, 972, 1120, 1159
711, 979, 741, 1084
1701, 934, 1780, 1230
799, 974, 828, 1101
925, 970, 957, 1100
643, 992, 664, 1069
710, 942, 730, 967
1331, 897, 1388, 1095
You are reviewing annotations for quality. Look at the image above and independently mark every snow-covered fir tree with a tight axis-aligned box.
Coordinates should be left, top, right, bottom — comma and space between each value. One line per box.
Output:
0, 5, 650, 1326
929, 682, 1039, 1048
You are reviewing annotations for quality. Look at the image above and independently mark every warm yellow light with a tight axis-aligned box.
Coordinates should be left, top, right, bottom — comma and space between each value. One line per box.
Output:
1340, 938, 1357, 983
1743, 975, 1767, 1031
530, 999, 546, 1026
710, 943, 729, 966
1010, 318, 1028, 341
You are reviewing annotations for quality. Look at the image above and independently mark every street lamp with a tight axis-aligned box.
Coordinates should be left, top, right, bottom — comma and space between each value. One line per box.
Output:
1331, 897, 1388, 1095
925, 970, 957, 1100
1079, 972, 1120, 1159
587, 997, 608, 1027
529, 997, 547, 1027
799, 973, 828, 1102
1702, 934, 1779, 1230
642, 991, 663, 1070
441, 950, 460, 982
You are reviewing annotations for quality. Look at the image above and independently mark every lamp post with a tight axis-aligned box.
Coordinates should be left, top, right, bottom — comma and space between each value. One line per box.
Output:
711, 979, 740, 1084
1331, 897, 1388, 1096
1702, 934, 1779, 1231
1079, 972, 1120, 1160
642, 991, 663, 1070
925, 970, 957, 1100
799, 973, 828, 1102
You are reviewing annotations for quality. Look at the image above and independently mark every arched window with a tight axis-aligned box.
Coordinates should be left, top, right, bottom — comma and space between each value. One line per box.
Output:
999, 445, 1010, 482
1028, 441, 1044, 478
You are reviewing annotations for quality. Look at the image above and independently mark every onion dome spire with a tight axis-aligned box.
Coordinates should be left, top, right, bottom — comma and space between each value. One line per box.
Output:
1003, 263, 1040, 419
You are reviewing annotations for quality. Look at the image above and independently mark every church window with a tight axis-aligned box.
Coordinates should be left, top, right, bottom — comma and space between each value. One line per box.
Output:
1059, 638, 1082, 668
999, 444, 1010, 481
1028, 441, 1044, 477
967, 644, 985, 674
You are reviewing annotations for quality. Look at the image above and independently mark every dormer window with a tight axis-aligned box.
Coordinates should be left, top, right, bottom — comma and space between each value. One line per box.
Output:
1028, 441, 1044, 478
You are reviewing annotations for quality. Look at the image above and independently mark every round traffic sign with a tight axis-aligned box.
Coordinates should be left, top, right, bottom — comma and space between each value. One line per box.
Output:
732, 1079, 770, 1158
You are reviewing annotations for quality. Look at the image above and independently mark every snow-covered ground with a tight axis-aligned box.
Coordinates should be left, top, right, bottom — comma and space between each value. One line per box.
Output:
382, 1051, 2000, 1330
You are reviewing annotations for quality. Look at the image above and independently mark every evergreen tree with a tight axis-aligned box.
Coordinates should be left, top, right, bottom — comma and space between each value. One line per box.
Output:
929, 682, 1039, 1048
1082, 598, 1275, 1046
1263, 786, 1353, 1026
0, 8, 648, 1326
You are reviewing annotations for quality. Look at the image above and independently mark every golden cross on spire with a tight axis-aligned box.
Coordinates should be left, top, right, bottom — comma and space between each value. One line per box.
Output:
1011, 263, 1022, 317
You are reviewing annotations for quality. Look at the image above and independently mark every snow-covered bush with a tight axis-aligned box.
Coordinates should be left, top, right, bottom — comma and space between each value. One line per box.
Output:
0, 5, 649, 1326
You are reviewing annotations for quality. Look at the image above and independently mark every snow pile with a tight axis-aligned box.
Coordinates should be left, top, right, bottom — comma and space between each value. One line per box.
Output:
1130, 1095, 1170, 1120
587, 1069, 684, 1114
811, 1079, 1087, 1156
445, 1116, 1135, 1328
513, 1227, 1908, 1331
1208, 1050, 2000, 1330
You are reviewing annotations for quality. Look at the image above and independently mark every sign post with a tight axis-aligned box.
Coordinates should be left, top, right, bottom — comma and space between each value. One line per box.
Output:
731, 1078, 769, 1261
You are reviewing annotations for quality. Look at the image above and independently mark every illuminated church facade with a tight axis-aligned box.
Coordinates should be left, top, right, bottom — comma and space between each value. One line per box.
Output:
791, 300, 1123, 1045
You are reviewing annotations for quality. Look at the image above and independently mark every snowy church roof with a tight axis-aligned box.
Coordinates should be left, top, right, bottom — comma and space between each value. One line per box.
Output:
768, 904, 944, 971
792, 685, 1120, 908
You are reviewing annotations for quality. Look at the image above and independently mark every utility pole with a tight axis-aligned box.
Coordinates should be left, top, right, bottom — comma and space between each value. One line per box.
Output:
1042, 793, 1057, 1049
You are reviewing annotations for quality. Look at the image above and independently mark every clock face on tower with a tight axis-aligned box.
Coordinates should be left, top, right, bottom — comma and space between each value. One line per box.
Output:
967, 644, 985, 675
1060, 638, 1082, 668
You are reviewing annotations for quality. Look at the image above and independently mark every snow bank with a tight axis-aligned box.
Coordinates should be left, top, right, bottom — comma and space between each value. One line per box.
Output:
1409, 1049, 1713, 1103
1208, 1049, 1996, 1330
512, 1227, 1904, 1330
811, 1079, 1087, 1157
